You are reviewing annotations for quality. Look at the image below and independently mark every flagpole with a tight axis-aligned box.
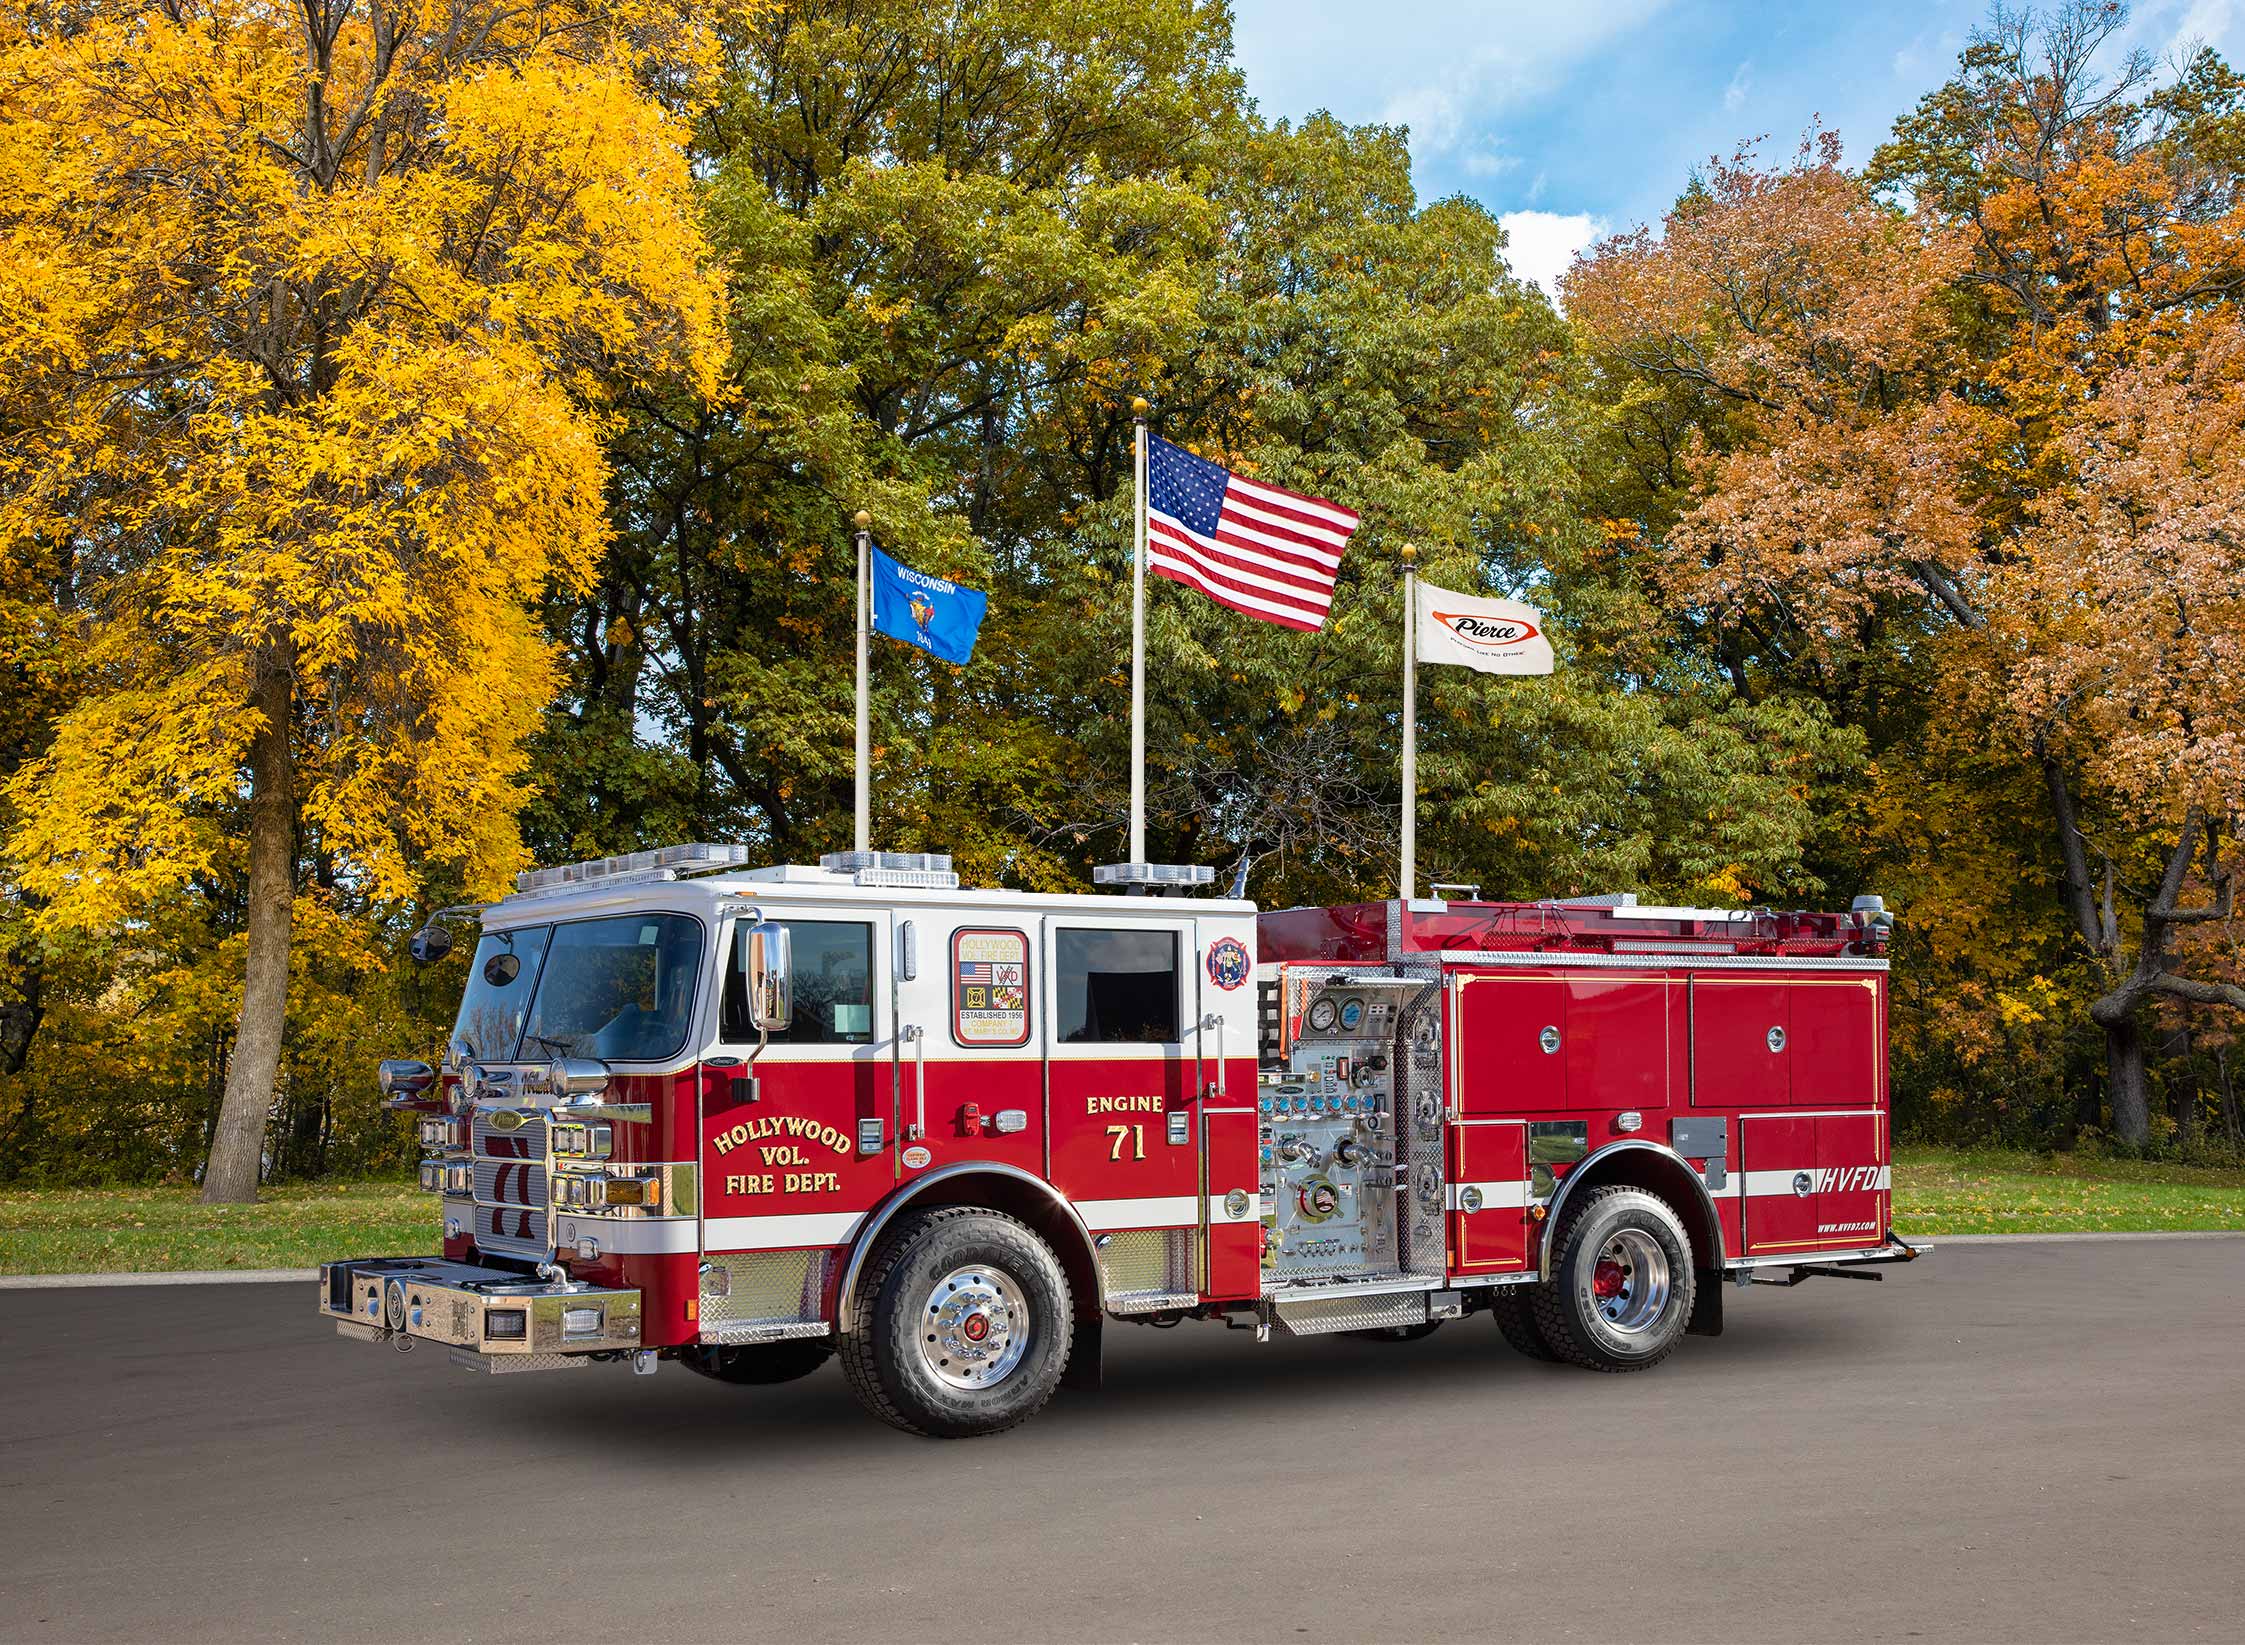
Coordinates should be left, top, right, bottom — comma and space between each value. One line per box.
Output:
1129, 396, 1149, 865
1400, 542, 1417, 902
853, 509, 871, 854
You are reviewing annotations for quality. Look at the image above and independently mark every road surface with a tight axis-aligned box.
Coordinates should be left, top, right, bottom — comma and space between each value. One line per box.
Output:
3, 1236, 2241, 1642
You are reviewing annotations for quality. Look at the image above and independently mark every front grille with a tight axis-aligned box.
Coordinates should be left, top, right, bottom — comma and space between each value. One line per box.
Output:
473, 1111, 552, 1258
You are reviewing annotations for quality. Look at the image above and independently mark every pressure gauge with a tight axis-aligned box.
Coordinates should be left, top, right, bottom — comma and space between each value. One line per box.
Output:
1338, 997, 1365, 1032
1306, 998, 1338, 1032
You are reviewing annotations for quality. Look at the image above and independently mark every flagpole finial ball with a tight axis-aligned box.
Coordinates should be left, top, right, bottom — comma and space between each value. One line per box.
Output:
1132, 397, 1150, 416
1401, 542, 1417, 562
853, 510, 871, 530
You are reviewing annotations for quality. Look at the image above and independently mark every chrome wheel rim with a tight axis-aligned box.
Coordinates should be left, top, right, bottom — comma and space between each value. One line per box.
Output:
918, 1264, 1030, 1390
1589, 1228, 1670, 1335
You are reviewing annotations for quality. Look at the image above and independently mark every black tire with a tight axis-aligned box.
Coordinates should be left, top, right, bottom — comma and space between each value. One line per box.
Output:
1530, 1185, 1695, 1373
1490, 1284, 1561, 1361
1345, 1320, 1443, 1342
839, 1207, 1072, 1438
677, 1340, 834, 1386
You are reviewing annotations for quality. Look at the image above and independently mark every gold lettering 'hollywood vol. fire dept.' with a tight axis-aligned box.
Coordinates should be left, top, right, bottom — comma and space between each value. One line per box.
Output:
710, 1114, 853, 1157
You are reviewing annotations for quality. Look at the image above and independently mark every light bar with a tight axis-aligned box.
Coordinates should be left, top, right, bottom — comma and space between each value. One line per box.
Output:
818, 850, 959, 889
515, 842, 752, 894
1092, 862, 1217, 889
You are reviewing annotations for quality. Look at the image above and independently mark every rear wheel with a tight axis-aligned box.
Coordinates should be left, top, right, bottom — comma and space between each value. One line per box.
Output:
1530, 1186, 1695, 1373
840, 1207, 1072, 1438
678, 1340, 833, 1386
1490, 1284, 1560, 1361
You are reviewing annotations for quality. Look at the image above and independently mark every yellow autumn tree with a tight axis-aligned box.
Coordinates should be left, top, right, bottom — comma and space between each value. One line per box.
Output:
0, 1, 730, 1200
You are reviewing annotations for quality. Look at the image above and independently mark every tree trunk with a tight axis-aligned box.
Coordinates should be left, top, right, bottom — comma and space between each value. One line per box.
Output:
201, 655, 296, 1204
2103, 1012, 2149, 1147
2217, 1047, 2240, 1148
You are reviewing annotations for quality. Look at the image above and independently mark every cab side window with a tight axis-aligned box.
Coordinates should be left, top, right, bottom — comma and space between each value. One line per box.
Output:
723, 919, 874, 1045
1055, 928, 1178, 1044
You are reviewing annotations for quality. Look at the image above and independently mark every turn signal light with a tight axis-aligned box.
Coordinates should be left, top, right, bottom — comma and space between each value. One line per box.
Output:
600, 1176, 658, 1209
485, 1309, 527, 1340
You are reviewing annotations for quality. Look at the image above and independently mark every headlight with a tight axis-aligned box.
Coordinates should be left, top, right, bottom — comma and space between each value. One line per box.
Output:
552, 1122, 612, 1159
417, 1159, 442, 1192
444, 1162, 472, 1195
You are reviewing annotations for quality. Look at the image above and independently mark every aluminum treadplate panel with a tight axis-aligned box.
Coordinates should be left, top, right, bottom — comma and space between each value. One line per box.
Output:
1274, 1290, 1428, 1337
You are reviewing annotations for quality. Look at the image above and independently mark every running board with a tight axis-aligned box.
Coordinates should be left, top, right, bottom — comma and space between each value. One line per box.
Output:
1273, 1291, 1427, 1337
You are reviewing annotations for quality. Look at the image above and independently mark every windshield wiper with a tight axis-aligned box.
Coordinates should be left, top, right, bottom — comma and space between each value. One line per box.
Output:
522, 1032, 578, 1059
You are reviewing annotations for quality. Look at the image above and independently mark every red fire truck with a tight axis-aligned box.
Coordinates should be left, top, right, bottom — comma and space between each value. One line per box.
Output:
322, 845, 1921, 1436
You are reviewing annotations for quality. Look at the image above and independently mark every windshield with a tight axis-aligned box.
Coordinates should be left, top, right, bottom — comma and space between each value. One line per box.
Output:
453, 926, 551, 1061
518, 914, 706, 1063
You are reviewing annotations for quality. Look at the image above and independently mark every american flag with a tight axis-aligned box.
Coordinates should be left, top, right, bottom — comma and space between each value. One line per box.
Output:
1145, 433, 1359, 631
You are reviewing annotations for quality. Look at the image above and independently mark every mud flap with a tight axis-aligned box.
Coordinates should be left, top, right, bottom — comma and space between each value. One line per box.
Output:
1061, 1314, 1103, 1391
1686, 1268, 1724, 1337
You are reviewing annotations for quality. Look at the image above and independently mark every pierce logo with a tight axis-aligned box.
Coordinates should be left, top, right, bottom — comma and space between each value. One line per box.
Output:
1433, 611, 1541, 650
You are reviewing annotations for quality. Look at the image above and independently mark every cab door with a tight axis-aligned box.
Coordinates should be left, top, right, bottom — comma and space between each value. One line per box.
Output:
700, 906, 894, 1255
1044, 915, 1200, 1241
895, 914, 1046, 1183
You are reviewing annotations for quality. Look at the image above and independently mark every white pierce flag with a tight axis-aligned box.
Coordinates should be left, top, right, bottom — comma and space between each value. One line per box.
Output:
1414, 580, 1554, 675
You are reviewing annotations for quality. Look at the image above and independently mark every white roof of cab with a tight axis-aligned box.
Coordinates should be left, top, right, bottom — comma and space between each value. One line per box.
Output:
482, 861, 1255, 928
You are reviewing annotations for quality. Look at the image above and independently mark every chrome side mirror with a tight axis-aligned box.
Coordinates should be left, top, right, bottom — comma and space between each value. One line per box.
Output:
744, 920, 791, 1033
408, 923, 453, 963
378, 1059, 436, 1098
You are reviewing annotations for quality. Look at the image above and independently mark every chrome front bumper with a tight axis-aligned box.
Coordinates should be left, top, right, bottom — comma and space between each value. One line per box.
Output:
319, 1256, 642, 1371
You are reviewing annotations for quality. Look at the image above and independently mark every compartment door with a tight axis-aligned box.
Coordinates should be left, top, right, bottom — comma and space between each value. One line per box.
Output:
1786, 979, 1882, 1110
1447, 1120, 1530, 1273
1739, 1113, 1819, 1254
1452, 973, 1568, 1116
1810, 1110, 1887, 1248
1691, 978, 1792, 1108
1564, 976, 1676, 1114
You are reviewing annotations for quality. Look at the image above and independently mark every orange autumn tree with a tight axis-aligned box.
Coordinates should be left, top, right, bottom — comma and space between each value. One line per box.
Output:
0, 1, 729, 1200
1570, 3, 2245, 1142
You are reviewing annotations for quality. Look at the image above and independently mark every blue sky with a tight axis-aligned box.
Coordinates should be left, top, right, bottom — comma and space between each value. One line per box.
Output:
1226, 0, 2244, 295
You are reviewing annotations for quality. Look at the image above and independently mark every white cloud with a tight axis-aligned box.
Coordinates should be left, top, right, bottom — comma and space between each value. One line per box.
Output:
1724, 60, 1752, 112
1498, 210, 1607, 300
2168, 0, 2237, 53
1231, 1, 1673, 166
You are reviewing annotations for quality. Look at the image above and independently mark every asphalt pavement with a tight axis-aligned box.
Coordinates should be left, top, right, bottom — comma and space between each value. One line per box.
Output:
2, 1236, 2241, 1643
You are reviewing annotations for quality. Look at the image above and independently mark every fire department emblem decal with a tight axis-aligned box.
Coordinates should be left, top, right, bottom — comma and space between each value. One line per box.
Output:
1205, 937, 1250, 991
1792, 1171, 1814, 1197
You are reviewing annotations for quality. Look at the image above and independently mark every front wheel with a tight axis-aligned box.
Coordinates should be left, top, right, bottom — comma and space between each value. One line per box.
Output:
1529, 1186, 1695, 1373
839, 1207, 1072, 1437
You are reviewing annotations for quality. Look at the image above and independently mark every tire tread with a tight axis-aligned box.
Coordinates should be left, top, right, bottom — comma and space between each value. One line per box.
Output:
1530, 1185, 1693, 1374
838, 1206, 1070, 1438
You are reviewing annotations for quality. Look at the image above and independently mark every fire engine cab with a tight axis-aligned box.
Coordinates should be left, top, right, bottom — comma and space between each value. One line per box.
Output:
321, 845, 1921, 1437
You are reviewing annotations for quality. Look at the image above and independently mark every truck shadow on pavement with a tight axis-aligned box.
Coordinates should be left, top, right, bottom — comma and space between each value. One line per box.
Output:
450, 1303, 1876, 1465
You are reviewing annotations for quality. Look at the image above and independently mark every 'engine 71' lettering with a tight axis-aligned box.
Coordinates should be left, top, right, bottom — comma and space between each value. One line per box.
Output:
1087, 1094, 1163, 1114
